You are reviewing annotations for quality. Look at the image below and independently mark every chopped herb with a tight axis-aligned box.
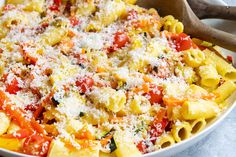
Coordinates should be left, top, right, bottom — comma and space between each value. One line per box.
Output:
51, 97, 60, 106
144, 32, 148, 37
102, 128, 115, 138
200, 41, 213, 47
153, 66, 158, 72
109, 137, 117, 152
78, 63, 86, 69
135, 128, 141, 134
158, 55, 164, 59
79, 112, 85, 117
47, 119, 56, 124
52, 19, 62, 27
40, 12, 47, 18
101, 128, 117, 152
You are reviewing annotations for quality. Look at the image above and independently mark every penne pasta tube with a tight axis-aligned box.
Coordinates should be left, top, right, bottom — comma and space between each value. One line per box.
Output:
0, 137, 22, 151
48, 139, 100, 157
93, 0, 126, 27
40, 28, 67, 46
204, 49, 236, 81
155, 133, 175, 149
7, 122, 20, 134
0, 111, 11, 135
113, 131, 141, 157
171, 121, 192, 142
198, 64, 220, 88
214, 80, 236, 103
122, 0, 137, 4
89, 87, 126, 113
190, 118, 206, 134
181, 100, 220, 120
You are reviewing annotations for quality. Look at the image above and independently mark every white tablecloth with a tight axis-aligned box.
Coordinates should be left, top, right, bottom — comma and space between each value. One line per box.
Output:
174, 1, 236, 157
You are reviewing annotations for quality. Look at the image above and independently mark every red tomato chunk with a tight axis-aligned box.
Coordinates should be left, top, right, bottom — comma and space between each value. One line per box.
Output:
76, 77, 94, 93
108, 32, 129, 53
171, 33, 197, 52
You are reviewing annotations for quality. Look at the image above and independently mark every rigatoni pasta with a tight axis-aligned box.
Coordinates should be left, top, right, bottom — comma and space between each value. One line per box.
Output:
181, 100, 220, 120
204, 49, 236, 80
155, 133, 175, 149
198, 64, 220, 88
190, 118, 206, 134
214, 80, 236, 103
171, 122, 192, 142
0, 111, 10, 135
0, 0, 235, 156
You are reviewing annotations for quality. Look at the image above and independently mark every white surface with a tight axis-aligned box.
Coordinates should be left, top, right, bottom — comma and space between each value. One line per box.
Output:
174, 0, 236, 157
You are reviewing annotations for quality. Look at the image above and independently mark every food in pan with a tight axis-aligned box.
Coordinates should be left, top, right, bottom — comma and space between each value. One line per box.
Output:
0, 0, 236, 157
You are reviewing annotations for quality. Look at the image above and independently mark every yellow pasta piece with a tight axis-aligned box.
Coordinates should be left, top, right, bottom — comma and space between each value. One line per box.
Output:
87, 50, 109, 70
176, 66, 197, 84
0, 60, 5, 77
0, 137, 22, 151
0, 111, 11, 135
89, 87, 126, 113
204, 49, 236, 81
99, 152, 117, 157
113, 131, 141, 157
93, 0, 126, 27
127, 54, 149, 72
186, 84, 208, 98
122, 0, 137, 4
41, 28, 67, 46
49, 56, 79, 87
162, 15, 184, 34
0, 23, 9, 39
76, 0, 96, 16
167, 106, 183, 121
171, 121, 192, 142
214, 80, 236, 103
81, 109, 109, 125
181, 100, 220, 120
155, 133, 175, 149
6, 0, 25, 4
7, 0, 44, 13
64, 119, 84, 134
7, 122, 20, 134
23, 0, 45, 13
48, 139, 100, 157
199, 64, 220, 88
183, 49, 205, 68
129, 95, 151, 115
190, 118, 206, 134
146, 38, 166, 57
164, 82, 188, 98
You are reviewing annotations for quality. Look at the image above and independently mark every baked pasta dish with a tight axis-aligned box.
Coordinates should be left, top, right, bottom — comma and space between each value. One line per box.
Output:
0, 0, 236, 157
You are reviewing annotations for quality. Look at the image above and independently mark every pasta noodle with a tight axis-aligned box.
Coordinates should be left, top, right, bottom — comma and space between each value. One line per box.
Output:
183, 49, 205, 68
155, 133, 175, 148
198, 64, 220, 88
0, 0, 235, 156
181, 100, 220, 120
162, 15, 184, 34
214, 80, 236, 103
113, 131, 141, 157
171, 121, 192, 142
204, 49, 236, 80
0, 111, 10, 135
190, 118, 206, 134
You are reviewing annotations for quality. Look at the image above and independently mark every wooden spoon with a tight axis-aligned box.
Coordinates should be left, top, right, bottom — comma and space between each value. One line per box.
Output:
136, 0, 236, 52
188, 0, 236, 20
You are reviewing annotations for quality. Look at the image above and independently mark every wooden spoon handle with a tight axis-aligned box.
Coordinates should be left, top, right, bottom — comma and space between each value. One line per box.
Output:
185, 21, 236, 52
187, 0, 236, 20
